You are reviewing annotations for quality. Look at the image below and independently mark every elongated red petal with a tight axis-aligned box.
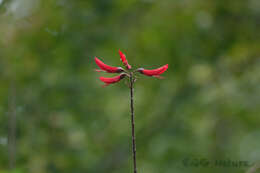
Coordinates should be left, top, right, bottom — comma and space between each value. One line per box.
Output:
99, 74, 126, 86
119, 50, 131, 69
95, 57, 123, 73
138, 64, 168, 77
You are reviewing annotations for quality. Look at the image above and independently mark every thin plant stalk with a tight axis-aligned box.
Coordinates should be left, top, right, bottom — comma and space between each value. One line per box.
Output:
95, 50, 168, 172
129, 72, 137, 173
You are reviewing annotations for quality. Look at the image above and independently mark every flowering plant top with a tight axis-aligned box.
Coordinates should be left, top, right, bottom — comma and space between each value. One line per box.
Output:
95, 50, 168, 87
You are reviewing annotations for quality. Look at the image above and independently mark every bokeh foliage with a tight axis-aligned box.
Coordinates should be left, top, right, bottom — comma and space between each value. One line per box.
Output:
0, 0, 260, 172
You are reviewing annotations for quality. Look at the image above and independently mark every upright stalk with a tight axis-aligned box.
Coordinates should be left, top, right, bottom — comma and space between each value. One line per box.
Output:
8, 82, 16, 169
129, 72, 137, 173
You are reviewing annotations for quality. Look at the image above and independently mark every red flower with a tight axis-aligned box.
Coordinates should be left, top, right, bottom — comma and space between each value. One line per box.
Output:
95, 57, 124, 73
137, 64, 168, 78
119, 50, 131, 69
99, 74, 127, 86
95, 50, 168, 86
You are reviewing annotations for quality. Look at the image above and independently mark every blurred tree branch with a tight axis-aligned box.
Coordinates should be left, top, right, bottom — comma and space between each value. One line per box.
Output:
8, 78, 16, 169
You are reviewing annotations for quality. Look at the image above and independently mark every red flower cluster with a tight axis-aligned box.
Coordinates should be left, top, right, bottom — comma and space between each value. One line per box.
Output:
95, 50, 168, 86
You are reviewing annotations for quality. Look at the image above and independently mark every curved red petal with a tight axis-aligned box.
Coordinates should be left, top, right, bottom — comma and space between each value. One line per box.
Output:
95, 57, 123, 73
119, 50, 131, 69
139, 64, 168, 76
99, 74, 126, 85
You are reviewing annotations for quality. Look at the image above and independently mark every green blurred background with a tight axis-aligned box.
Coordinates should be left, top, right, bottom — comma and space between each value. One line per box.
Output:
0, 0, 260, 172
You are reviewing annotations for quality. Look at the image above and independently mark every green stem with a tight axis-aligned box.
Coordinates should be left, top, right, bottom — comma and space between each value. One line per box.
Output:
129, 72, 137, 173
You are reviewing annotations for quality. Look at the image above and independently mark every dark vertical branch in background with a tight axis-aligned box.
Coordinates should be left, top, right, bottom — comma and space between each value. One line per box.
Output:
8, 81, 16, 169
129, 72, 137, 173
